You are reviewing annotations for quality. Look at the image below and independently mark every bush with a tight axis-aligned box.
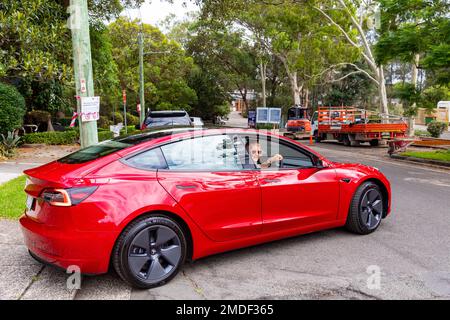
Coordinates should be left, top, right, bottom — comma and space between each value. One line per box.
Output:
126, 113, 140, 126
98, 130, 113, 142
0, 82, 26, 135
112, 112, 123, 124
25, 110, 51, 124
22, 131, 78, 145
427, 121, 448, 138
98, 115, 112, 129
1, 131, 21, 157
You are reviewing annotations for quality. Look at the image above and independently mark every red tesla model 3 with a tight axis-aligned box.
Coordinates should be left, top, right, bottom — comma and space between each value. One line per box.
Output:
20, 128, 391, 288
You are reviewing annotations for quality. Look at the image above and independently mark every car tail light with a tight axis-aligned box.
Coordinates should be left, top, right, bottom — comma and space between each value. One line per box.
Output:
41, 186, 98, 206
141, 123, 147, 130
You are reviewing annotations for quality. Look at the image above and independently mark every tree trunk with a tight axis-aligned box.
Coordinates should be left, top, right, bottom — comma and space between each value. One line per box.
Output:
377, 66, 389, 116
260, 60, 267, 108
408, 54, 420, 137
289, 72, 301, 105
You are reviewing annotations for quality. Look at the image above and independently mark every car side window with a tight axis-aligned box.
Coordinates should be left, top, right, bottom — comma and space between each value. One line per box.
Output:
276, 142, 314, 168
160, 135, 244, 171
124, 148, 168, 170
240, 134, 314, 169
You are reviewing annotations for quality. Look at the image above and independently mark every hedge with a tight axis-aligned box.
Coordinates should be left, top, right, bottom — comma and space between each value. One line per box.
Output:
22, 131, 78, 145
22, 129, 114, 145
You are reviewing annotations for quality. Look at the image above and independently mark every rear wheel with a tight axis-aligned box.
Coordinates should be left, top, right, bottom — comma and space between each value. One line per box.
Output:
343, 134, 350, 146
112, 215, 187, 288
314, 130, 321, 143
346, 182, 384, 234
370, 139, 379, 147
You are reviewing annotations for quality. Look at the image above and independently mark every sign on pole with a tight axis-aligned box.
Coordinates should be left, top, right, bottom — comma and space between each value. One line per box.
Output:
256, 107, 281, 124
256, 108, 269, 123
80, 96, 100, 122
268, 108, 282, 124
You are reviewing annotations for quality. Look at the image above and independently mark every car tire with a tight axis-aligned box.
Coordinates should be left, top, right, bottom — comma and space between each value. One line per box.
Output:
370, 139, 379, 147
314, 130, 321, 143
112, 214, 187, 288
343, 134, 350, 146
345, 181, 384, 235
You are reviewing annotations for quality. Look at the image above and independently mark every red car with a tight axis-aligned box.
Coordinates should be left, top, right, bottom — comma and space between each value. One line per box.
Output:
20, 128, 391, 288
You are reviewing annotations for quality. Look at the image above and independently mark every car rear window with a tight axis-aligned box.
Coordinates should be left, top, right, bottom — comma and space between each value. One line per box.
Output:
57, 128, 195, 164
58, 140, 133, 164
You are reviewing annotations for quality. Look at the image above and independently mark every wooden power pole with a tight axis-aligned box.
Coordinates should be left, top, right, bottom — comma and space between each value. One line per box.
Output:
68, 0, 98, 148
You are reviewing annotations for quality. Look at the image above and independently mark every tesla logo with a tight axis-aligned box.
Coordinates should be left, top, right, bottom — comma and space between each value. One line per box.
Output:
67, 265, 81, 290
366, 265, 381, 290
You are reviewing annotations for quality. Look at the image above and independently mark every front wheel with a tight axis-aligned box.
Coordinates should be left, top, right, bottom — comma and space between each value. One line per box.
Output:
112, 215, 187, 288
345, 182, 384, 234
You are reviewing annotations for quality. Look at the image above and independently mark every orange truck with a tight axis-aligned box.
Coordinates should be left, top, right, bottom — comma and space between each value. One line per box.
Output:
311, 106, 408, 146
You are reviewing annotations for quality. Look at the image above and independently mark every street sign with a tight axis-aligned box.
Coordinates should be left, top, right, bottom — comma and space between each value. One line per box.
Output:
122, 90, 127, 104
256, 107, 281, 124
268, 108, 282, 124
248, 110, 256, 128
256, 108, 269, 123
80, 96, 100, 122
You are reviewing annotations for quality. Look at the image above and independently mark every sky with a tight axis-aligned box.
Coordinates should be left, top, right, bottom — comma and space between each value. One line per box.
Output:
121, 0, 199, 30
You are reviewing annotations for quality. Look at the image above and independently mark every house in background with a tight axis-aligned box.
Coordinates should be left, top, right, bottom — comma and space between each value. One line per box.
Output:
416, 101, 450, 125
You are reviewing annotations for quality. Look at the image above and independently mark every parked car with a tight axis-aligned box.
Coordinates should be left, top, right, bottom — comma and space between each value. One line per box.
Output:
20, 127, 391, 288
139, 110, 192, 129
190, 117, 204, 126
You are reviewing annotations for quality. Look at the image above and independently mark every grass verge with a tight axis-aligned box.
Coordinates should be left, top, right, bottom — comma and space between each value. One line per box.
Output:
401, 149, 450, 162
0, 175, 26, 219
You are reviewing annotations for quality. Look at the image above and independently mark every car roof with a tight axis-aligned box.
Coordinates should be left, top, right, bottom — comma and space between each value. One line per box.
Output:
147, 110, 188, 117
114, 127, 325, 160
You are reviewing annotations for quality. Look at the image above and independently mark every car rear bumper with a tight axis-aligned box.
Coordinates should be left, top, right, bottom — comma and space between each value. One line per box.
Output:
20, 215, 117, 274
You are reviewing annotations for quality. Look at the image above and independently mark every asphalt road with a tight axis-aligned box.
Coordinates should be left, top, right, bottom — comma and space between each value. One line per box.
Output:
1, 142, 449, 299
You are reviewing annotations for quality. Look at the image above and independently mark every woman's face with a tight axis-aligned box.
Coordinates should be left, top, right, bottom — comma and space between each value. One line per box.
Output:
248, 142, 262, 162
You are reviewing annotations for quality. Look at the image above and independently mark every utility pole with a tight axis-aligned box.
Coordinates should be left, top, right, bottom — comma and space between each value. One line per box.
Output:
138, 33, 146, 125
138, 32, 170, 125
69, 0, 98, 148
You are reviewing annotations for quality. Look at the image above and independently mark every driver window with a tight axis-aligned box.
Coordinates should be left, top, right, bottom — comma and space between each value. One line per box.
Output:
240, 135, 314, 169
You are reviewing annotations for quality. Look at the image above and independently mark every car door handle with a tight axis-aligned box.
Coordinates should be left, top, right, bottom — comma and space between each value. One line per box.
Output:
262, 178, 281, 183
176, 185, 197, 190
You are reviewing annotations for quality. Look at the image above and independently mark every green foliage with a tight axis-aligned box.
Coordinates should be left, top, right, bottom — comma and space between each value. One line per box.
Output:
322, 63, 377, 108
126, 113, 139, 126
0, 175, 27, 219
25, 110, 51, 124
414, 129, 431, 137
392, 82, 421, 115
22, 131, 78, 145
376, 0, 450, 86
98, 115, 112, 129
98, 130, 113, 142
427, 121, 448, 138
0, 82, 26, 134
108, 17, 197, 112
401, 149, 450, 162
112, 111, 124, 124
0, 131, 21, 157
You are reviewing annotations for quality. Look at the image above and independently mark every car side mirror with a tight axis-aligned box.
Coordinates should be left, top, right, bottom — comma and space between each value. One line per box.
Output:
315, 158, 326, 169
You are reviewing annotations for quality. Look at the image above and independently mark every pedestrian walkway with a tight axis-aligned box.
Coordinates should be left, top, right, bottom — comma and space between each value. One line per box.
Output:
225, 111, 248, 128
0, 162, 41, 185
